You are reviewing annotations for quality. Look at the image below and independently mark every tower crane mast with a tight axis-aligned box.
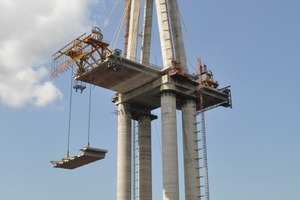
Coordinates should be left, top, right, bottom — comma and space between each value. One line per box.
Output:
198, 60, 211, 200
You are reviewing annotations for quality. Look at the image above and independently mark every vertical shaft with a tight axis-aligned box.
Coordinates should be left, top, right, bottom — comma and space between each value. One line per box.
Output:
168, 0, 188, 72
155, 0, 174, 68
161, 92, 179, 200
117, 103, 132, 200
127, 0, 141, 60
138, 115, 152, 200
182, 99, 201, 200
140, 0, 154, 64
124, 0, 132, 57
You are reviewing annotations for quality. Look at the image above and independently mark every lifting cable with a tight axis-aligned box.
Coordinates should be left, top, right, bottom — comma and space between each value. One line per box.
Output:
178, 9, 199, 73
101, 0, 120, 33
66, 67, 92, 156
86, 68, 95, 147
87, 83, 92, 147
66, 67, 74, 158
111, 1, 129, 49
111, 9, 125, 49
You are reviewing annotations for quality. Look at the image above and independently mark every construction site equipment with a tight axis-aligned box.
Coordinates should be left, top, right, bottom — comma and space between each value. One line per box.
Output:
73, 80, 86, 93
51, 48, 107, 170
51, 27, 111, 78
50, 146, 107, 169
198, 63, 210, 200
201, 70, 219, 89
50, 0, 232, 199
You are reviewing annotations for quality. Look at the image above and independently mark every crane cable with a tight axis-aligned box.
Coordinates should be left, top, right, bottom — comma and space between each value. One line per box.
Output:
111, 0, 130, 49
87, 83, 92, 147
178, 9, 199, 73
66, 67, 74, 158
101, 0, 120, 33
86, 65, 95, 147
66, 68, 93, 154
111, 12, 124, 50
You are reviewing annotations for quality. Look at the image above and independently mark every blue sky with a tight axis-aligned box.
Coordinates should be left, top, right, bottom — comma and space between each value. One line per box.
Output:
0, 0, 299, 200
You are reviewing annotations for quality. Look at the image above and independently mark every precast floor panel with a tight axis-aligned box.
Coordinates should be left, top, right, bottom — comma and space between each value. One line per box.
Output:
51, 147, 107, 170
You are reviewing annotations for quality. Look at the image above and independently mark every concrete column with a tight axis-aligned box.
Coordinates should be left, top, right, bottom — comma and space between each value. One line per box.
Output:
127, 0, 141, 60
117, 103, 132, 200
140, 0, 153, 64
124, 0, 131, 57
155, 0, 174, 68
161, 92, 179, 200
182, 99, 201, 200
138, 115, 152, 200
168, 0, 188, 72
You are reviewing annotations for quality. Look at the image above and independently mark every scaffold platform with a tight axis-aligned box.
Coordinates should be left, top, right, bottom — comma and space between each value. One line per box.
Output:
76, 53, 166, 93
76, 53, 231, 111
199, 86, 232, 110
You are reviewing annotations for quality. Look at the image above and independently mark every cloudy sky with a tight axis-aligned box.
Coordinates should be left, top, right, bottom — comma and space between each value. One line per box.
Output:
0, 0, 104, 107
0, 0, 300, 200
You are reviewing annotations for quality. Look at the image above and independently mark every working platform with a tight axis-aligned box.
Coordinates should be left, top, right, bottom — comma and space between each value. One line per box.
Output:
76, 53, 231, 111
50, 147, 107, 169
199, 86, 232, 110
76, 53, 166, 93
111, 77, 231, 111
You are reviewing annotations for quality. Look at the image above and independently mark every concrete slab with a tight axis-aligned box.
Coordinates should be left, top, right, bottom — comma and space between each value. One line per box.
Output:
76, 54, 163, 93
76, 55, 231, 111
50, 147, 107, 170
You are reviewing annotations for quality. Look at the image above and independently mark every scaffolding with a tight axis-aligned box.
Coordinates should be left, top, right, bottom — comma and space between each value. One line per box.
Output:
51, 27, 111, 78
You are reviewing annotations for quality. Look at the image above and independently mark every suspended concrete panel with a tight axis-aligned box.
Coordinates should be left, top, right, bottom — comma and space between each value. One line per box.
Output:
50, 147, 107, 170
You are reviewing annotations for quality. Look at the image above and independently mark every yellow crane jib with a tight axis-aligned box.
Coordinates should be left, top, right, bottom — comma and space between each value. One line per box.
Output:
201, 68, 219, 89
51, 27, 111, 78
199, 64, 219, 89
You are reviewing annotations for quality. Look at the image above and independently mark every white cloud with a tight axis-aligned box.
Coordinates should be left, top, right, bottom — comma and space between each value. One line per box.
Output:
0, 0, 100, 108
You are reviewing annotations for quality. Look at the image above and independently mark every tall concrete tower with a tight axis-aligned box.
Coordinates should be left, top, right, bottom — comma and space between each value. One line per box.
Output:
51, 0, 232, 199
121, 0, 202, 199
115, 0, 231, 200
